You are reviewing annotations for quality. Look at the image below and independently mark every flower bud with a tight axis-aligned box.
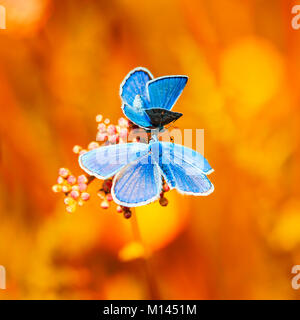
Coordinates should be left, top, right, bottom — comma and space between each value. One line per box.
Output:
64, 197, 76, 206
123, 211, 132, 219
81, 192, 90, 201
95, 114, 103, 122
163, 184, 170, 192
66, 205, 76, 213
106, 194, 113, 201
57, 176, 64, 184
67, 175, 76, 185
96, 132, 107, 142
77, 175, 88, 184
88, 141, 99, 150
52, 184, 62, 193
107, 124, 116, 135
108, 134, 118, 144
97, 123, 106, 132
70, 190, 80, 200
72, 145, 82, 154
78, 183, 87, 192
159, 197, 168, 206
101, 200, 109, 209
62, 185, 71, 193
58, 168, 69, 178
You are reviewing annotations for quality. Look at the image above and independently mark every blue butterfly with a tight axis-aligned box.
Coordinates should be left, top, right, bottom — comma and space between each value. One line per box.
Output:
120, 67, 188, 130
79, 138, 214, 207
79, 68, 214, 207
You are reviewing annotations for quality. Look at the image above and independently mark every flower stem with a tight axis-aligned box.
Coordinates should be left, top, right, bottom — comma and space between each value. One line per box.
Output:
130, 210, 161, 300
87, 175, 95, 184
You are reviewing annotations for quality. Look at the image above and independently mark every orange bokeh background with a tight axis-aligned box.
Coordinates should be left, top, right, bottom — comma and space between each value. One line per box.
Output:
1, 0, 300, 299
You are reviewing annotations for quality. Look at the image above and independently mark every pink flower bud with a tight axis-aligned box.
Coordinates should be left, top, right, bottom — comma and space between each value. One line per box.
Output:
119, 128, 128, 139
163, 184, 170, 192
108, 134, 118, 144
88, 141, 99, 150
78, 183, 87, 192
67, 175, 76, 185
70, 190, 80, 200
81, 192, 90, 201
97, 123, 106, 132
106, 194, 113, 201
107, 124, 116, 135
96, 132, 108, 142
101, 200, 109, 209
116, 206, 123, 213
77, 175, 88, 184
59, 168, 69, 178
57, 176, 64, 184
118, 118, 128, 127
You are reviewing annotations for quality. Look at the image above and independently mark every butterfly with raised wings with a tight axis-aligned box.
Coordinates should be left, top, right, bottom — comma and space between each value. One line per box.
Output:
120, 67, 187, 130
79, 67, 214, 207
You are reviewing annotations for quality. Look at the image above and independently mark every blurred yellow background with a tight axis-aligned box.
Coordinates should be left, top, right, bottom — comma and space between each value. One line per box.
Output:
1, 0, 300, 299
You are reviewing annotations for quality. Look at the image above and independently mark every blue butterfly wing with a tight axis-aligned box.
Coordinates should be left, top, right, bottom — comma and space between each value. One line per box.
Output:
120, 67, 153, 107
147, 76, 188, 110
112, 154, 162, 207
122, 104, 152, 128
79, 143, 149, 179
165, 142, 213, 175
153, 142, 214, 195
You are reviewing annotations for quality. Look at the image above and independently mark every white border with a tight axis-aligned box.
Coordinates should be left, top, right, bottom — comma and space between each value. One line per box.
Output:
176, 183, 215, 196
